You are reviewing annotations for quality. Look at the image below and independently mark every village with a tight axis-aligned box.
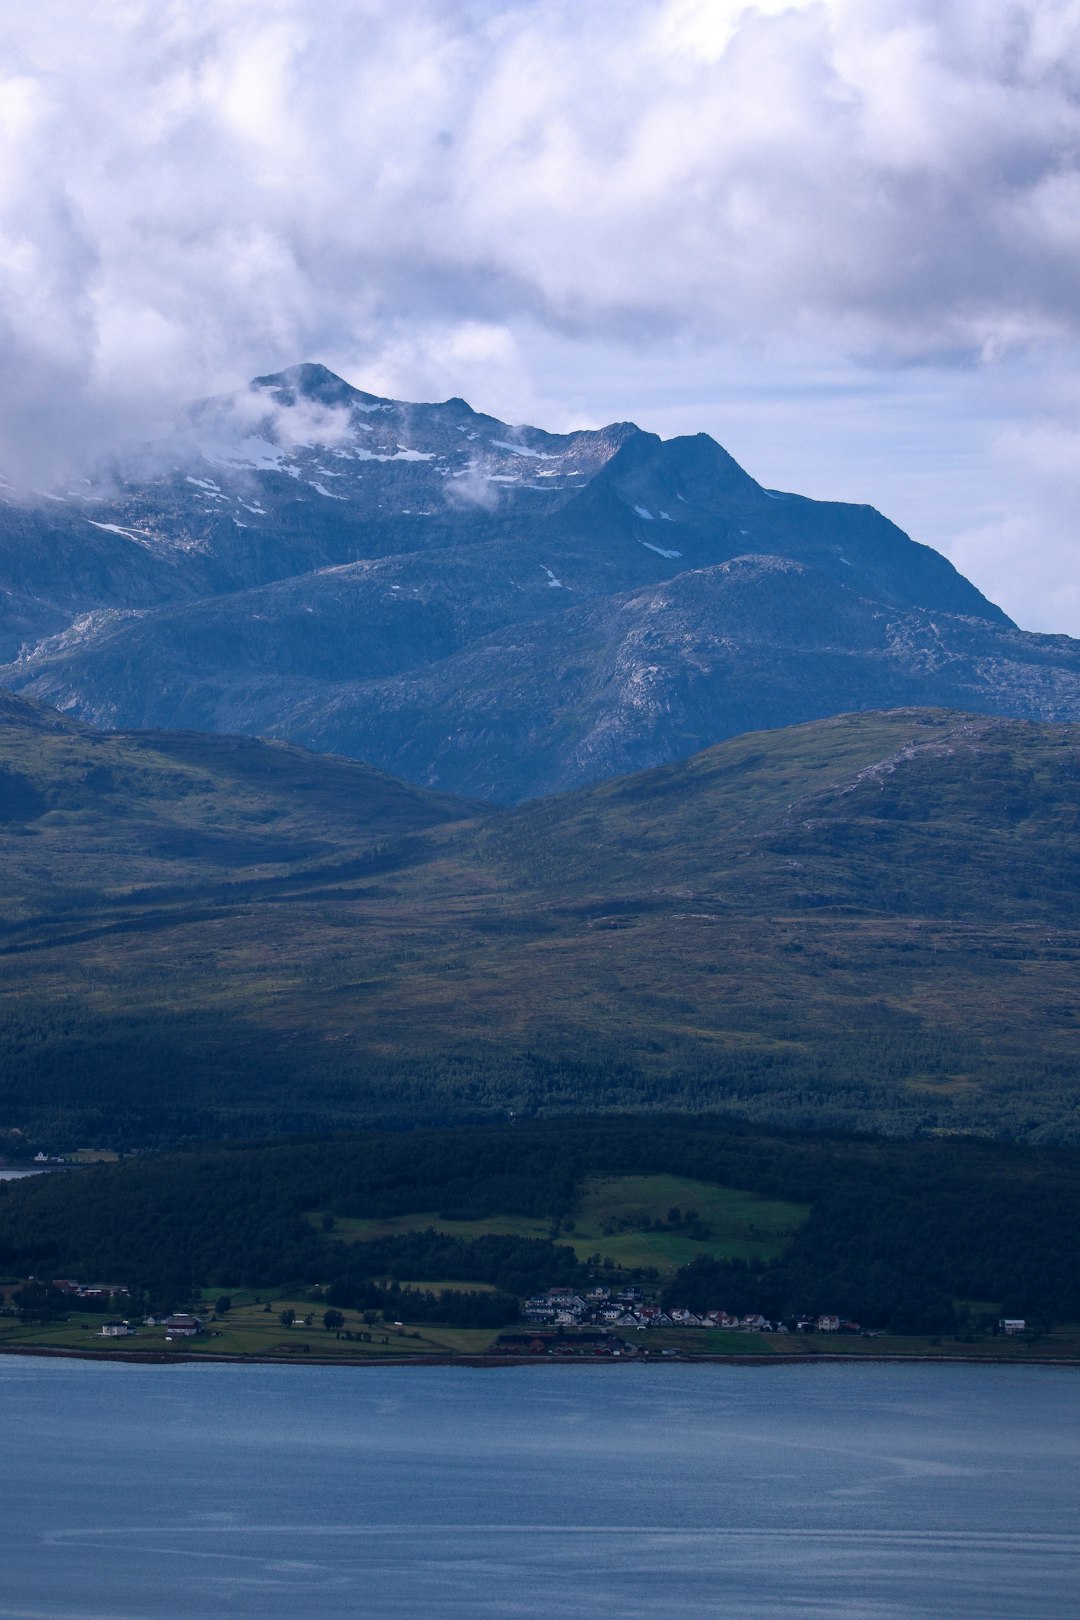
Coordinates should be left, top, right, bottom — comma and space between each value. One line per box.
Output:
520, 1285, 858, 1338
0, 1275, 1030, 1354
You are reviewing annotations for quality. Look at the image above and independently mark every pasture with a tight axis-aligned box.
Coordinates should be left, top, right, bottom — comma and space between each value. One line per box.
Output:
320, 1173, 808, 1282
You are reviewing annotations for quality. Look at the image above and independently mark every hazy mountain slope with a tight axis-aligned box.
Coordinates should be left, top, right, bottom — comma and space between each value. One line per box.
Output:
40, 552, 1060, 803
0, 703, 1075, 1143
6, 363, 1069, 801
6, 547, 1079, 802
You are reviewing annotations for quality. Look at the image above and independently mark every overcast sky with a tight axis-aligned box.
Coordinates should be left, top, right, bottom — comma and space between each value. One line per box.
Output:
1, 0, 1078, 631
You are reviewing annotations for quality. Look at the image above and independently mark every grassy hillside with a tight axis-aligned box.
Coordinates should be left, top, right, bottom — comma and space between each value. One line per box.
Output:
0, 701, 1077, 1142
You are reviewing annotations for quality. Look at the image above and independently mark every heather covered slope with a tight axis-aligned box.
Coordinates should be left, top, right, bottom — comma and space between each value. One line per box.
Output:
0, 691, 476, 914
0, 702, 1076, 1143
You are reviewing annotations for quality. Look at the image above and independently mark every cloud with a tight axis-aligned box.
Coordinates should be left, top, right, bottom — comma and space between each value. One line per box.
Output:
946, 417, 1080, 634
0, 0, 1076, 636
0, 0, 1078, 483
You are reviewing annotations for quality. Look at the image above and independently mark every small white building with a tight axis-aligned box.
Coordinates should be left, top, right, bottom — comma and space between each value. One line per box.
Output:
101, 1321, 132, 1337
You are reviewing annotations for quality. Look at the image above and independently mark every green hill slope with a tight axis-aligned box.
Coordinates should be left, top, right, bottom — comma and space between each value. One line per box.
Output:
0, 701, 1076, 1144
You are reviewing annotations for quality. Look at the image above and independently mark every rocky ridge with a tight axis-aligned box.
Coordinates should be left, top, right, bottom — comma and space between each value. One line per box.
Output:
2, 363, 1078, 799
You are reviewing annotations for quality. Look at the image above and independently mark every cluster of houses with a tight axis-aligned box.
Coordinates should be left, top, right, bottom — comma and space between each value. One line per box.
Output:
521, 1287, 860, 1335
52, 1278, 128, 1306
49, 1280, 208, 1341
99, 1312, 206, 1340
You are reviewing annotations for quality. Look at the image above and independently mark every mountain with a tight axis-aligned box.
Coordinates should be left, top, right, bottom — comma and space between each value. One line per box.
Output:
0, 700, 1076, 1144
6, 363, 1079, 799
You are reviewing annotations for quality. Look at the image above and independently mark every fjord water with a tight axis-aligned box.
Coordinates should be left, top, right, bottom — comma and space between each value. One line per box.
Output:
2, 1360, 1077, 1618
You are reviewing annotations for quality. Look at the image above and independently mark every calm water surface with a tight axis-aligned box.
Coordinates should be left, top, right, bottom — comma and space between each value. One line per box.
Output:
1, 1358, 1077, 1618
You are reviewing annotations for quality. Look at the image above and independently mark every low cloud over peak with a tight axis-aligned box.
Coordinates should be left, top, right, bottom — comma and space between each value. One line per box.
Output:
1, 2, 1079, 470
0, 1, 1077, 635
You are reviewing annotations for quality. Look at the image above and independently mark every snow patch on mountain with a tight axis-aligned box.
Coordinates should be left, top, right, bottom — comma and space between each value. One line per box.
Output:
490, 440, 554, 459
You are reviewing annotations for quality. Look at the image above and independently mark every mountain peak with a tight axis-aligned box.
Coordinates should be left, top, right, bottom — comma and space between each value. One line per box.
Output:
249, 362, 389, 412
596, 427, 764, 511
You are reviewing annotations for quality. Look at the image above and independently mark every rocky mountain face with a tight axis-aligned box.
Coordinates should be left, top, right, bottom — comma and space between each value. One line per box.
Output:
2, 362, 1078, 800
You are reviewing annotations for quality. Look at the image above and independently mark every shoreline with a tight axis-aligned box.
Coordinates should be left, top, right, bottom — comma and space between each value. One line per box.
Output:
2, 1343, 1077, 1371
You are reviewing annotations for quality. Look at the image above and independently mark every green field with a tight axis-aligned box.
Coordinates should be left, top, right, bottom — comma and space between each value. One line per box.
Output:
0, 1295, 497, 1361
319, 1173, 808, 1282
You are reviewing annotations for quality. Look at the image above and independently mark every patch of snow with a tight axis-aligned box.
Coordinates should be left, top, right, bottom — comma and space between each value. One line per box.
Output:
238, 502, 267, 515
39, 492, 67, 502
764, 489, 787, 500
350, 445, 435, 463
539, 565, 565, 589
232, 519, 249, 528
490, 439, 553, 459
208, 437, 285, 471
284, 465, 301, 479
310, 481, 346, 500
85, 519, 160, 550
676, 493, 687, 502
185, 476, 220, 491
659, 510, 672, 521
641, 540, 682, 559
486, 474, 519, 483
740, 529, 750, 536
634, 505, 654, 520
